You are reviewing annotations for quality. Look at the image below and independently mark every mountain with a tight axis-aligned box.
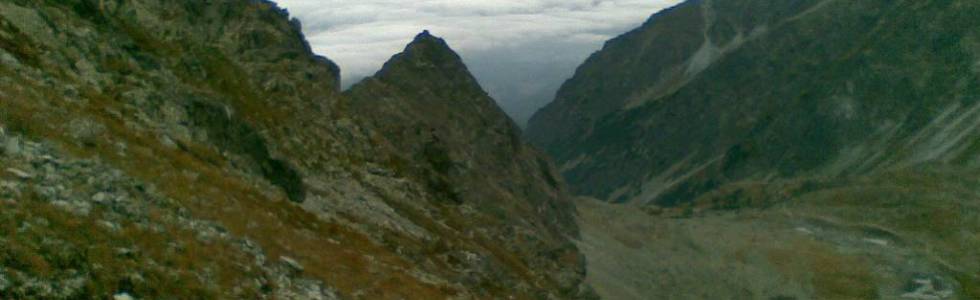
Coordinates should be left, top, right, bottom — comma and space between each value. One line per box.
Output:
345, 31, 591, 298
528, 0, 980, 298
0, 1, 591, 299
529, 0, 980, 206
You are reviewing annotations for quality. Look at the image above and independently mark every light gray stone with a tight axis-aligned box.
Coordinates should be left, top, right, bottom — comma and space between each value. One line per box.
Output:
280, 256, 305, 273
68, 118, 106, 146
6, 168, 33, 180
3, 136, 20, 156
113, 292, 135, 300
50, 200, 91, 217
0, 269, 9, 291
98, 220, 122, 232
159, 135, 177, 149
92, 192, 110, 203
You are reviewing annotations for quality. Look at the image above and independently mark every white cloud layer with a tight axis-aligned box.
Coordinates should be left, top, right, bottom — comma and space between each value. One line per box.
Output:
271, 0, 681, 125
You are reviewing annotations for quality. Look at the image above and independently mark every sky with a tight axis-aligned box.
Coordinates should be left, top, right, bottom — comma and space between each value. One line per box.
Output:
271, 0, 681, 126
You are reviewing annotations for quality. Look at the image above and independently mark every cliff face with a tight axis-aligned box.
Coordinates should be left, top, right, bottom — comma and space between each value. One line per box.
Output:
0, 0, 589, 299
526, 0, 980, 298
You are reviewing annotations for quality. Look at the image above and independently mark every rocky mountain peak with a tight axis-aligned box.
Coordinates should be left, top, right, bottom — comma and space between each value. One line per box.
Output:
404, 29, 458, 62
345, 30, 588, 297
416, 29, 434, 39
373, 30, 480, 92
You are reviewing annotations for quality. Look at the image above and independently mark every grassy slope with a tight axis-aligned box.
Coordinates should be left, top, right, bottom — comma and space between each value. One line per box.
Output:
576, 167, 980, 299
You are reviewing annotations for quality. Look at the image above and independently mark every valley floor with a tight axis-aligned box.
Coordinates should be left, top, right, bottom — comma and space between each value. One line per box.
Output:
575, 170, 980, 300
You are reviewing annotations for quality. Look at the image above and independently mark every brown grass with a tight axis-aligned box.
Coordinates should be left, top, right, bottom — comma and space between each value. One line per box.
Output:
1, 190, 236, 298
767, 240, 878, 299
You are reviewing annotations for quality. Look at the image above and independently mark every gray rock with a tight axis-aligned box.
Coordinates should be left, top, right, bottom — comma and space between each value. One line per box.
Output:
113, 292, 135, 300
285, 278, 341, 300
68, 118, 106, 146
72, 201, 92, 216
368, 166, 395, 177
6, 168, 33, 180
18, 276, 54, 297
159, 135, 177, 149
0, 269, 9, 291
98, 220, 122, 232
3, 136, 20, 156
38, 155, 57, 165
92, 192, 110, 203
902, 277, 955, 300
280, 256, 304, 273
0, 180, 20, 198
58, 276, 88, 298
115, 247, 138, 258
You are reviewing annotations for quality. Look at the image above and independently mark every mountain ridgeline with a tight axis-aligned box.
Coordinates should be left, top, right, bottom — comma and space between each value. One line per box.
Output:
528, 0, 980, 298
0, 0, 591, 299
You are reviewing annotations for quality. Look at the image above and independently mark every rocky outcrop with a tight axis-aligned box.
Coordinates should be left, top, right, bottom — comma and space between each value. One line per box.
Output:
0, 130, 339, 299
0, 0, 589, 298
184, 99, 306, 203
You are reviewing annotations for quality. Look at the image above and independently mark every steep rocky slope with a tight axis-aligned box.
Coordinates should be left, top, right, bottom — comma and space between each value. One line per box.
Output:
527, 0, 980, 298
0, 0, 589, 298
345, 31, 590, 298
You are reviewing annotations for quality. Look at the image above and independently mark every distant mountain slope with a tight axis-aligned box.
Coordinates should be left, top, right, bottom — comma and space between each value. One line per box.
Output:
527, 0, 980, 298
527, 0, 980, 206
0, 0, 590, 298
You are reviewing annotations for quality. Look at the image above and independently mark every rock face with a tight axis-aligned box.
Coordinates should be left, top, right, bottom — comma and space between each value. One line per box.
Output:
526, 0, 980, 298
0, 0, 589, 299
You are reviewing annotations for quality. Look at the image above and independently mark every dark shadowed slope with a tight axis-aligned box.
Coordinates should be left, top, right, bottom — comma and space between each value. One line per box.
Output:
529, 0, 980, 206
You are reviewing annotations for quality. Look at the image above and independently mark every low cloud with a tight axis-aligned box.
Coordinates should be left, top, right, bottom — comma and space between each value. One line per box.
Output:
272, 0, 681, 125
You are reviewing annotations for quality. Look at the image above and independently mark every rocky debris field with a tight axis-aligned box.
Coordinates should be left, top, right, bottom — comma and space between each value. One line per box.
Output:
0, 127, 338, 299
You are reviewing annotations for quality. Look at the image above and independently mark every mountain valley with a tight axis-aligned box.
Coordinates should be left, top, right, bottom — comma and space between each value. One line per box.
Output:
1, 0, 979, 299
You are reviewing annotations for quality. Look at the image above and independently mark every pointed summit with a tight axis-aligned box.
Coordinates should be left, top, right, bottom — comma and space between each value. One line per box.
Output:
408, 30, 448, 48
344, 27, 585, 299
372, 30, 481, 94
403, 30, 457, 62
416, 29, 434, 39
